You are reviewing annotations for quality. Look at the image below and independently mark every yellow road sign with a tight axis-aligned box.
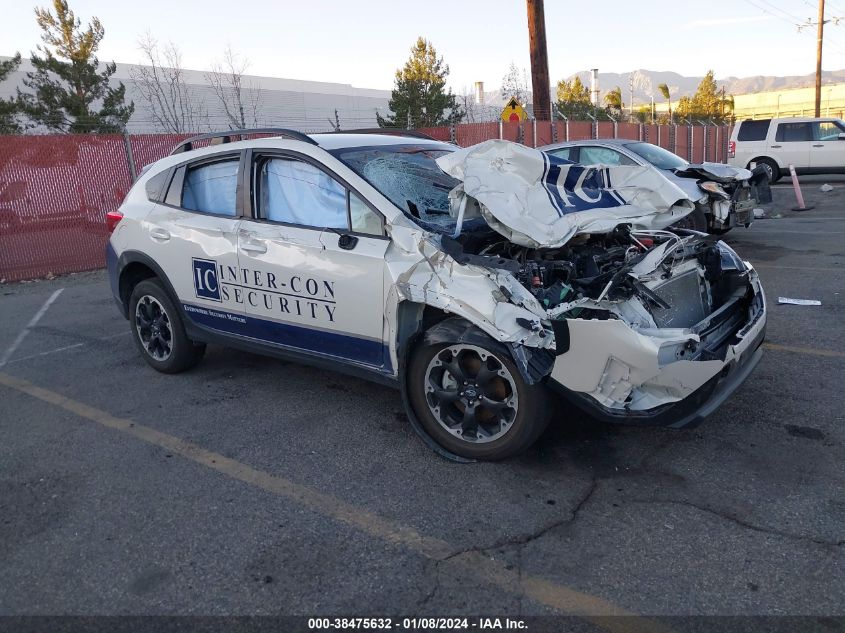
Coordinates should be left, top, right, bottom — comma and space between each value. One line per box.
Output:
501, 97, 527, 122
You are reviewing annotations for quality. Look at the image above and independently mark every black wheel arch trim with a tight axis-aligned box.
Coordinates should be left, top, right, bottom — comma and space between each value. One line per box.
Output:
115, 250, 182, 320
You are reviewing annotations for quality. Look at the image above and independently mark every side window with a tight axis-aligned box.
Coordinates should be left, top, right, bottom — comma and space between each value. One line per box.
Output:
775, 122, 812, 143
579, 146, 636, 166
737, 120, 770, 141
350, 192, 383, 235
815, 121, 845, 141
548, 147, 574, 161
181, 159, 239, 216
258, 158, 347, 229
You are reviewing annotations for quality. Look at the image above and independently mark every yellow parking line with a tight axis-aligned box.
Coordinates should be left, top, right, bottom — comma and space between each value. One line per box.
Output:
0, 371, 669, 632
763, 342, 845, 359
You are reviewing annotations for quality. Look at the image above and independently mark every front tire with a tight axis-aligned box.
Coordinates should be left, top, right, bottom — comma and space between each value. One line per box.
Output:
407, 335, 550, 460
751, 158, 781, 183
129, 278, 205, 373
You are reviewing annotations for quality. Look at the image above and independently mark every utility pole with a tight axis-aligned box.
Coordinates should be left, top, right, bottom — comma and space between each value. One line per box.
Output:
629, 74, 635, 123
815, 0, 825, 117
526, 0, 551, 121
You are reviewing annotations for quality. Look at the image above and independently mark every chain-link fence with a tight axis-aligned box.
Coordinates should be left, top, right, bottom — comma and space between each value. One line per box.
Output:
0, 121, 731, 282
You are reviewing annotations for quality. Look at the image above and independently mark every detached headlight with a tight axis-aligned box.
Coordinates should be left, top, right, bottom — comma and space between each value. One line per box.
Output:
699, 181, 729, 199
716, 240, 746, 272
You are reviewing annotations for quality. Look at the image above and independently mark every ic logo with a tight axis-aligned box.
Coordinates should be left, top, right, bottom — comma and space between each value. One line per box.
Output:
193, 258, 221, 301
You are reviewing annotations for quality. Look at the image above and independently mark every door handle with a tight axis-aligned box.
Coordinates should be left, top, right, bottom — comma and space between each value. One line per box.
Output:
770, 144, 782, 148
150, 227, 170, 241
812, 144, 824, 147
240, 240, 267, 254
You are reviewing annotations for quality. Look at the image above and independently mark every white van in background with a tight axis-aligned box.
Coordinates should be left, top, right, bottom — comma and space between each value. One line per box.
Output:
728, 117, 845, 182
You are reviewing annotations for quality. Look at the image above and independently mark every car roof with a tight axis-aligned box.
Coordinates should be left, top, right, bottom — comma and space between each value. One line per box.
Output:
309, 132, 452, 151
540, 138, 641, 150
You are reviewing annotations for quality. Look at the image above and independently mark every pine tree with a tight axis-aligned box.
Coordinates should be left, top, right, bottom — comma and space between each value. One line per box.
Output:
18, 0, 134, 133
0, 54, 23, 133
691, 70, 720, 120
377, 37, 463, 129
555, 76, 592, 120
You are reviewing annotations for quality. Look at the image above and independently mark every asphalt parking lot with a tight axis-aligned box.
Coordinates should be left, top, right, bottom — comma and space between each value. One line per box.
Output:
1, 179, 843, 627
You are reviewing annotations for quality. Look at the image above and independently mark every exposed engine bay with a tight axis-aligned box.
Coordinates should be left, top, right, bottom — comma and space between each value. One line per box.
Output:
447, 221, 753, 354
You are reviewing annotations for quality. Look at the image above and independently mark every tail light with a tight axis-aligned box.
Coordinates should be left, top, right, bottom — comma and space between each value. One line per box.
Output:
728, 141, 736, 158
106, 210, 123, 233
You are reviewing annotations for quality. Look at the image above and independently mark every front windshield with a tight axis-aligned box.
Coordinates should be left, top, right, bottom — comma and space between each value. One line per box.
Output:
624, 142, 688, 171
330, 144, 463, 231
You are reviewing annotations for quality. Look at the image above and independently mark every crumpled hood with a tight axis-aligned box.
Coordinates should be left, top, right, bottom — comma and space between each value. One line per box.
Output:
436, 140, 695, 248
674, 162, 752, 183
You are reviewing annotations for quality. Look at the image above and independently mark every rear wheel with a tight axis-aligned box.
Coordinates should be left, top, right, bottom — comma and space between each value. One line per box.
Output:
129, 279, 205, 373
408, 337, 550, 460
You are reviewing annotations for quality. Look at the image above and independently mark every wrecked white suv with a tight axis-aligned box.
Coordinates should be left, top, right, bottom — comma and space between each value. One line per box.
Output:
106, 129, 766, 461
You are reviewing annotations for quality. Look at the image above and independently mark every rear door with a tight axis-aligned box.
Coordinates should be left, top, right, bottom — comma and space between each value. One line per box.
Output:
771, 121, 813, 169
143, 152, 246, 331
810, 120, 845, 170
236, 150, 390, 370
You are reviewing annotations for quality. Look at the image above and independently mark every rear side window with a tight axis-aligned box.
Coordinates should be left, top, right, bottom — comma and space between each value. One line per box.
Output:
548, 147, 574, 161
182, 159, 239, 216
579, 146, 637, 166
775, 122, 812, 142
737, 120, 769, 141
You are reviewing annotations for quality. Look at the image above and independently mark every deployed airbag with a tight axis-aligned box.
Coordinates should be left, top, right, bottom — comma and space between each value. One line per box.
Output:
436, 140, 695, 248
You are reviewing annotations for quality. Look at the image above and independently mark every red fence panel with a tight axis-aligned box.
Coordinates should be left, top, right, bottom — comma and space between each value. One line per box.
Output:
0, 135, 131, 282
656, 125, 672, 150
534, 121, 554, 147
675, 126, 690, 160
129, 133, 190, 170
691, 126, 705, 163
416, 126, 451, 142
501, 121, 520, 142
456, 122, 498, 147
597, 122, 614, 138
568, 121, 592, 141
617, 123, 639, 140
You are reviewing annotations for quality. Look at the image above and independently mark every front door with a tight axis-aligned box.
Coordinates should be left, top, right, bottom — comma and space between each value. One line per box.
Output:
237, 153, 390, 370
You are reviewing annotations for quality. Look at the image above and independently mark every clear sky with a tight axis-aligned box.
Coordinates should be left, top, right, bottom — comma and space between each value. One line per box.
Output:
3, 0, 845, 91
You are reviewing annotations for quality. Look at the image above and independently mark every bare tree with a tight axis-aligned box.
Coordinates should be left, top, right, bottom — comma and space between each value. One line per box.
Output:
129, 33, 205, 133
205, 45, 263, 129
500, 62, 530, 106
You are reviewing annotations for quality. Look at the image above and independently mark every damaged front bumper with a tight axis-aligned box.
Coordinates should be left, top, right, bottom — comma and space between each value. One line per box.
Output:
547, 267, 767, 428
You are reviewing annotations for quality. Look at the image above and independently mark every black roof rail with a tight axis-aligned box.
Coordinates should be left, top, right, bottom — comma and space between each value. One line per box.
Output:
170, 128, 317, 155
328, 128, 438, 141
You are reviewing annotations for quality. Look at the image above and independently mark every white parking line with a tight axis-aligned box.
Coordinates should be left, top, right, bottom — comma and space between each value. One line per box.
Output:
2, 331, 130, 366
0, 289, 64, 368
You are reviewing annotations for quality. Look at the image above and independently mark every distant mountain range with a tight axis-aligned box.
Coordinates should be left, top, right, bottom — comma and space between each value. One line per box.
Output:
568, 69, 845, 102
477, 68, 845, 107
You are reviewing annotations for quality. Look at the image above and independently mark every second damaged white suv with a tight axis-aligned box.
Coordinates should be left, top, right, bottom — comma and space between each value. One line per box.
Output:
107, 130, 766, 461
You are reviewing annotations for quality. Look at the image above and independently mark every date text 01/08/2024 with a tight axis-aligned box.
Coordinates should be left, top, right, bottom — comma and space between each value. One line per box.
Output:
307, 617, 528, 630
